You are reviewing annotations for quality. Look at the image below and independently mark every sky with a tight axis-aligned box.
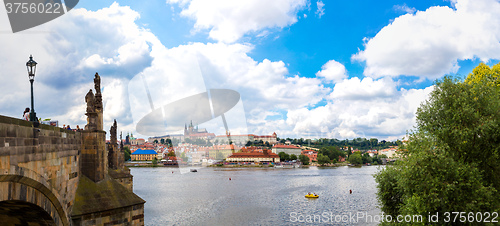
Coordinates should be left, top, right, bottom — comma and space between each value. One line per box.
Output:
0, 0, 499, 141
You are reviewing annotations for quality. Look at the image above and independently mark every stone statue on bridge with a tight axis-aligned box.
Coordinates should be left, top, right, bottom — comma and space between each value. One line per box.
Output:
93, 73, 103, 129
94, 72, 101, 94
85, 89, 95, 114
110, 120, 117, 144
85, 89, 98, 131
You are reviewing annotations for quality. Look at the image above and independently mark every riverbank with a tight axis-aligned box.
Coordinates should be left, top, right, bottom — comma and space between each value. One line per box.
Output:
309, 162, 349, 167
124, 161, 357, 168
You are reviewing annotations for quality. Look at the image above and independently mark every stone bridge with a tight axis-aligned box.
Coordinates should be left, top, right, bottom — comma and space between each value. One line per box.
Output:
0, 116, 80, 225
0, 73, 144, 225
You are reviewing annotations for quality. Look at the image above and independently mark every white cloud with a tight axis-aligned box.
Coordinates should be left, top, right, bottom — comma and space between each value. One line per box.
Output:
285, 78, 434, 140
352, 0, 500, 79
0, 2, 161, 135
128, 42, 330, 136
316, 1, 325, 18
393, 4, 416, 14
167, 0, 307, 43
316, 60, 347, 83
329, 77, 397, 100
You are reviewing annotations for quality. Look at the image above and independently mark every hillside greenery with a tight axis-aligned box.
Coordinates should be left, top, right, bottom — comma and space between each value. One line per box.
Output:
375, 63, 500, 224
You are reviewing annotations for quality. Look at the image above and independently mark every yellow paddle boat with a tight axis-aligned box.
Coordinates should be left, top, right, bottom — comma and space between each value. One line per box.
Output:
305, 193, 319, 198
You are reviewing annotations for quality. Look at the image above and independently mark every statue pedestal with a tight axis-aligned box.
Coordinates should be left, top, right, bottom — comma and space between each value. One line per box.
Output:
85, 112, 98, 131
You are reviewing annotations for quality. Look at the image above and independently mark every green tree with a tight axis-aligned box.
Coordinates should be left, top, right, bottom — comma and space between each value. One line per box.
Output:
376, 132, 498, 223
372, 154, 387, 165
152, 157, 158, 166
167, 151, 176, 157
123, 146, 131, 161
375, 65, 500, 223
369, 138, 378, 149
160, 138, 165, 144
319, 146, 345, 162
362, 153, 372, 164
317, 153, 330, 165
278, 152, 290, 162
416, 75, 500, 188
290, 154, 297, 161
348, 152, 362, 165
298, 154, 310, 165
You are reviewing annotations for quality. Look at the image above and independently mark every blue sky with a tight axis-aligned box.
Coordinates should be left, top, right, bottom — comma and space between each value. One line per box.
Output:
1, 0, 499, 140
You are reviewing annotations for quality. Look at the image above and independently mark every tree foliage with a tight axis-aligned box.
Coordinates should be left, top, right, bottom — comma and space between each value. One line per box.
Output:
464, 62, 500, 87
278, 152, 290, 162
361, 153, 372, 164
298, 154, 310, 165
375, 63, 500, 223
282, 137, 399, 150
416, 74, 500, 188
166, 138, 173, 147
372, 154, 387, 165
317, 153, 330, 165
319, 146, 345, 162
348, 152, 362, 165
123, 146, 131, 161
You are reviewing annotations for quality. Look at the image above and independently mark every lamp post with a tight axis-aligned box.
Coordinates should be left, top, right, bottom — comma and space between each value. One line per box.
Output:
26, 55, 37, 122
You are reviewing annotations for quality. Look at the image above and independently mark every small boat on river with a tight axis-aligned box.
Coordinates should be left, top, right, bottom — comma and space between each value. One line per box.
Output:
305, 193, 319, 198
190, 169, 197, 172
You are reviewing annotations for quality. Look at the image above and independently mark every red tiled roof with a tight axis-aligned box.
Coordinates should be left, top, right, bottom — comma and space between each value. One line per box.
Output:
240, 146, 263, 152
254, 135, 275, 138
227, 152, 279, 158
301, 150, 318, 154
273, 144, 300, 149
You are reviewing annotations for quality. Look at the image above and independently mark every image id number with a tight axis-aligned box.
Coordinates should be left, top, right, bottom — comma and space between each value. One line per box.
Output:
5, 3, 62, 14
444, 212, 498, 223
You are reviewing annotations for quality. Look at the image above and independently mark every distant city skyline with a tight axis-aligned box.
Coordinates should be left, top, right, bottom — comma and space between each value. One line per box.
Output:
0, 0, 499, 140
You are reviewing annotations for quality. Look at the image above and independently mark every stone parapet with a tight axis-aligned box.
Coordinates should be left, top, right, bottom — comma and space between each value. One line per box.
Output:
0, 115, 81, 226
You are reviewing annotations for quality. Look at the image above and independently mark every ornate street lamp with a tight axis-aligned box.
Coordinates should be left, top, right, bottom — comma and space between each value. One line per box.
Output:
26, 55, 37, 122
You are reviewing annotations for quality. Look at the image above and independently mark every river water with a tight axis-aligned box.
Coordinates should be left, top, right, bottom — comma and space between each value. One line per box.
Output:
131, 166, 383, 225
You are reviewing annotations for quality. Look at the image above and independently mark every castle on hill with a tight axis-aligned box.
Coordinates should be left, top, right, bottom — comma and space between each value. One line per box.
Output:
184, 120, 210, 137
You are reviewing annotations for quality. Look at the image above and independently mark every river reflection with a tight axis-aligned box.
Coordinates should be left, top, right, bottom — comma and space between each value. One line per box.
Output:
131, 166, 383, 225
